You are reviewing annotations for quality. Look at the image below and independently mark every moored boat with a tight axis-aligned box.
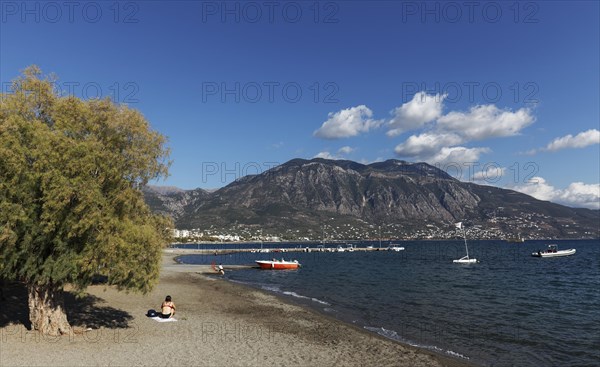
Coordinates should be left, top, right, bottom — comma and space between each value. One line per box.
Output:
387, 245, 405, 251
506, 235, 525, 243
256, 259, 301, 269
531, 244, 576, 258
453, 222, 478, 263
453, 256, 478, 264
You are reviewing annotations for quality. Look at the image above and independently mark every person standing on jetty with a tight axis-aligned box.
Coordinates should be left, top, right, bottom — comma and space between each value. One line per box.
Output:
160, 296, 176, 318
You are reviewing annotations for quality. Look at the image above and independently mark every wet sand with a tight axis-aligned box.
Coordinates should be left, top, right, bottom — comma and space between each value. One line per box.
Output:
0, 252, 473, 366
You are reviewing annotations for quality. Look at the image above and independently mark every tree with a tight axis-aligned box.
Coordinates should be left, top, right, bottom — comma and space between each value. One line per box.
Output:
0, 66, 173, 335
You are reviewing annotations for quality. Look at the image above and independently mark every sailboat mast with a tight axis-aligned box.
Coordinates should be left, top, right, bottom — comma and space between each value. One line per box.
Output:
463, 227, 469, 258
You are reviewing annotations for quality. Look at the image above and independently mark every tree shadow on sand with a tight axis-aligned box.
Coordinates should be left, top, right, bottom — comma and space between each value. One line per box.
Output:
0, 281, 133, 330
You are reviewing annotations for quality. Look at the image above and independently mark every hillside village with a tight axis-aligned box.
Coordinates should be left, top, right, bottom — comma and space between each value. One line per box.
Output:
171, 209, 597, 242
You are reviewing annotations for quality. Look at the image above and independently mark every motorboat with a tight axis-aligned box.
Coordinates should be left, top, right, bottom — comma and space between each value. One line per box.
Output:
336, 245, 346, 252
387, 245, 405, 251
531, 244, 576, 258
256, 259, 301, 269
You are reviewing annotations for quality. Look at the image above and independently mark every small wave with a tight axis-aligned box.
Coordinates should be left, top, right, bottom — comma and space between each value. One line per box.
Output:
363, 326, 470, 360
364, 326, 400, 340
311, 298, 331, 306
261, 285, 281, 292
282, 291, 331, 306
229, 280, 331, 306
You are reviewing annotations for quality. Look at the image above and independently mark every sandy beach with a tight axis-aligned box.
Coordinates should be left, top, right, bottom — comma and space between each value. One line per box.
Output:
0, 251, 472, 367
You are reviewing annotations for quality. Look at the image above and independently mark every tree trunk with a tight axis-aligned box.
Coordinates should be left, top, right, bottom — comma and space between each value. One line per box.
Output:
27, 283, 71, 336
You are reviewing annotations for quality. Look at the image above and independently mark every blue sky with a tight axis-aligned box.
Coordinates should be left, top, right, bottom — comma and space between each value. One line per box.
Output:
1, 1, 599, 208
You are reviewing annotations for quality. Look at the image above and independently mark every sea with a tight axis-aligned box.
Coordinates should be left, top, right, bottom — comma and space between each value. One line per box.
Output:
176, 239, 600, 367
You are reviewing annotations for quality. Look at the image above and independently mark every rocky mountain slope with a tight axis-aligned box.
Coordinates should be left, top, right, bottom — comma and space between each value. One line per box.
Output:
143, 159, 599, 240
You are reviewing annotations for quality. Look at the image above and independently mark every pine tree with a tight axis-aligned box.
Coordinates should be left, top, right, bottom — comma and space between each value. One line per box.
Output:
0, 66, 173, 335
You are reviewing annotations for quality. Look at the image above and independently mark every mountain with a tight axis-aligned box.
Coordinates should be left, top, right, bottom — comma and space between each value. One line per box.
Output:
143, 159, 599, 240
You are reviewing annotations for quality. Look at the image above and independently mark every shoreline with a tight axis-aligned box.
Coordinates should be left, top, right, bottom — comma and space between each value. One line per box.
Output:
163, 251, 475, 367
0, 251, 474, 367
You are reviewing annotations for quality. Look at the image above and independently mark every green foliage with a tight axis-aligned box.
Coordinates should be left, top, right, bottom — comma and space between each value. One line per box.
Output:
0, 66, 173, 293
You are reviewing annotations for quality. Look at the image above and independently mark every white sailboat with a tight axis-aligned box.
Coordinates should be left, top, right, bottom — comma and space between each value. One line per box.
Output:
453, 222, 477, 264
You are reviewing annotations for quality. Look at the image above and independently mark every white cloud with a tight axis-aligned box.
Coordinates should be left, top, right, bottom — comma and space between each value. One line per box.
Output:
545, 129, 600, 152
338, 146, 355, 155
314, 91, 538, 168
393, 132, 490, 164
428, 147, 491, 165
437, 105, 535, 141
560, 182, 600, 209
314, 146, 355, 160
358, 157, 384, 164
513, 177, 556, 201
512, 177, 600, 209
394, 132, 463, 157
389, 96, 535, 165
314, 151, 336, 159
314, 105, 382, 139
524, 129, 600, 155
387, 92, 446, 137
472, 165, 506, 182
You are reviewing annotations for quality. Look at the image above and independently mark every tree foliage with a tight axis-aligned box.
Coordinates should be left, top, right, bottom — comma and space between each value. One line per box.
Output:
0, 66, 172, 297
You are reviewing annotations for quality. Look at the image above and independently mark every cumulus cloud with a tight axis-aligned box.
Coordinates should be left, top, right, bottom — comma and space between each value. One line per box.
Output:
512, 177, 600, 209
314, 105, 382, 139
391, 96, 535, 164
314, 146, 355, 160
387, 92, 446, 137
428, 147, 491, 165
472, 165, 506, 183
313, 91, 538, 168
437, 105, 535, 140
545, 129, 599, 152
338, 146, 355, 155
313, 151, 336, 159
394, 132, 463, 157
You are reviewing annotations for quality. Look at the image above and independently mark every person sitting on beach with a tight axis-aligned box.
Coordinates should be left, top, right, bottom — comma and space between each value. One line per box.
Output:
217, 264, 225, 275
160, 295, 176, 318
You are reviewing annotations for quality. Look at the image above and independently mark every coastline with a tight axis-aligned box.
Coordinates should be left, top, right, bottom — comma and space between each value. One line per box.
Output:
0, 251, 473, 367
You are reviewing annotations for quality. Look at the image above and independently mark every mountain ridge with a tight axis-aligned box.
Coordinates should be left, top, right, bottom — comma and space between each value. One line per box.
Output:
143, 158, 599, 240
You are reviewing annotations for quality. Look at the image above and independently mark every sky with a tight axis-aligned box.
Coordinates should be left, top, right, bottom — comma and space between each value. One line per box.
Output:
1, 1, 599, 209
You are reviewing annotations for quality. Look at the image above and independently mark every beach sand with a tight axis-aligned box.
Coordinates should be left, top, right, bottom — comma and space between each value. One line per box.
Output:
0, 252, 472, 367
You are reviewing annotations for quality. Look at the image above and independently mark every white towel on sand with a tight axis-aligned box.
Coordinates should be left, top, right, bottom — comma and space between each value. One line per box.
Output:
151, 316, 177, 322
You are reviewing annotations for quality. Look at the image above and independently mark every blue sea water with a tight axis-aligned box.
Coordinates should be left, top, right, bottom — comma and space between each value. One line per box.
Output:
177, 240, 600, 366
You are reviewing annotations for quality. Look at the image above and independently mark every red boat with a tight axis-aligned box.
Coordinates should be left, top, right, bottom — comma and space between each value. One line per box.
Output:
255, 259, 301, 270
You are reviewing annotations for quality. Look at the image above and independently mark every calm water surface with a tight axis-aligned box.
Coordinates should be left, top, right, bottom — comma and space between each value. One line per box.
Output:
178, 240, 600, 366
